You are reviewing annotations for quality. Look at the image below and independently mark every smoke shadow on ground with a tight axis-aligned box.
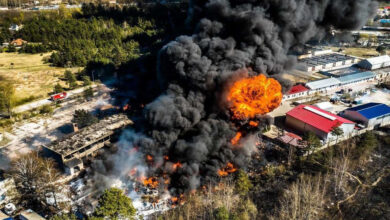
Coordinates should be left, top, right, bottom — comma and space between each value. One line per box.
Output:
56, 124, 74, 134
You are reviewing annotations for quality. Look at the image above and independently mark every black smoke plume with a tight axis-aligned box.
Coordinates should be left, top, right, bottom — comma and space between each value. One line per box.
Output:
95, 0, 378, 194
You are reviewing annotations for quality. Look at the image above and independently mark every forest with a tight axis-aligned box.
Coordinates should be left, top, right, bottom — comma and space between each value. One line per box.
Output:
0, 3, 188, 69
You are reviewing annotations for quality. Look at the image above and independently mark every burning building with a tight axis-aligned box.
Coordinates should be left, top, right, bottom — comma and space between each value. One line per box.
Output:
91, 0, 378, 199
42, 114, 132, 175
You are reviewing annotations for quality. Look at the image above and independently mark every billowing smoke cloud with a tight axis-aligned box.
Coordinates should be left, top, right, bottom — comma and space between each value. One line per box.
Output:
94, 0, 378, 194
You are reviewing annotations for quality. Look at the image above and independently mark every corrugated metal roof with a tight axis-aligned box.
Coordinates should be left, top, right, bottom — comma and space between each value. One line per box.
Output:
346, 103, 390, 119
286, 105, 354, 133
338, 71, 375, 84
306, 78, 340, 90
363, 55, 390, 65
347, 103, 381, 111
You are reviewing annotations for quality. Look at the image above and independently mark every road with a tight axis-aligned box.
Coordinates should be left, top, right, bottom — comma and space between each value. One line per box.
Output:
0, 84, 112, 168
13, 84, 98, 113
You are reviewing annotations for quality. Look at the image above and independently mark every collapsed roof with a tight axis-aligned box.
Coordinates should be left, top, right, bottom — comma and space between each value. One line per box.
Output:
44, 114, 132, 156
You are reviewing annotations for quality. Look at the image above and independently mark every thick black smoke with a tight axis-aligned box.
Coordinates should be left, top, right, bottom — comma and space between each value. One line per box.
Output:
110, 0, 377, 194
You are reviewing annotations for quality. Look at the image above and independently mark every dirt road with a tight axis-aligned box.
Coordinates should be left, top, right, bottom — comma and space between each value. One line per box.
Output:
13, 84, 98, 114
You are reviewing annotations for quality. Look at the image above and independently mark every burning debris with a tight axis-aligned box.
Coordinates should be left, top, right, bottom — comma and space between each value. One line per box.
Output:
217, 162, 237, 177
87, 0, 378, 213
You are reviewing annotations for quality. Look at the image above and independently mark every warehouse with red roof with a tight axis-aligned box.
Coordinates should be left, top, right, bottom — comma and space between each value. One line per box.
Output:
286, 105, 355, 142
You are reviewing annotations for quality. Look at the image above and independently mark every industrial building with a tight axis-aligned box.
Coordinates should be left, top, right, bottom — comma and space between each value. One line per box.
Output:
286, 105, 355, 142
337, 71, 376, 86
42, 114, 132, 175
305, 71, 376, 91
299, 53, 358, 72
358, 55, 390, 70
283, 85, 309, 100
305, 77, 340, 91
340, 103, 390, 128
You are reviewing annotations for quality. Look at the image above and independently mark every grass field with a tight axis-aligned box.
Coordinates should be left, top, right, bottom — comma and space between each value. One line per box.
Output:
328, 47, 380, 58
0, 52, 80, 104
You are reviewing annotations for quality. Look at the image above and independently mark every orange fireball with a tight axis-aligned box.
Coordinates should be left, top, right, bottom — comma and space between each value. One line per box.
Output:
227, 74, 282, 119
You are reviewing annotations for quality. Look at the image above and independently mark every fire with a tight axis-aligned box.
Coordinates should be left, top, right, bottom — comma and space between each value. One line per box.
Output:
143, 177, 159, 188
146, 155, 153, 162
172, 162, 182, 170
227, 74, 282, 119
170, 194, 185, 207
217, 162, 237, 177
230, 132, 242, 145
249, 120, 259, 127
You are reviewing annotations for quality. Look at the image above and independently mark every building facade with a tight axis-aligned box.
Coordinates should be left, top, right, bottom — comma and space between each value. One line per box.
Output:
283, 85, 310, 100
341, 103, 390, 128
286, 105, 355, 142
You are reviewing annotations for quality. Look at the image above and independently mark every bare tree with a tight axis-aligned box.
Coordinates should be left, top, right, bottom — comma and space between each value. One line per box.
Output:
8, 152, 63, 211
275, 174, 329, 220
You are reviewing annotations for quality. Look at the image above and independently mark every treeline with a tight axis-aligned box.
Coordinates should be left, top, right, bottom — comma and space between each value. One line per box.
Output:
0, 3, 189, 68
16, 14, 152, 67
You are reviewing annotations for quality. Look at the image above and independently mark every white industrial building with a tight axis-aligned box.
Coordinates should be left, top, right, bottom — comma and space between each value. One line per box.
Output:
305, 71, 376, 91
300, 53, 358, 72
306, 77, 340, 91
341, 103, 390, 128
358, 55, 390, 70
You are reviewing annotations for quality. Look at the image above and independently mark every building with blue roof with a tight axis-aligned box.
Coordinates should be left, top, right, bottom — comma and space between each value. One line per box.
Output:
341, 103, 390, 128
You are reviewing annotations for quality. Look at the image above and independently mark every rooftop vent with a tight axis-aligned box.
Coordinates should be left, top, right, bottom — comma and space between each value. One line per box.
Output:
304, 106, 336, 121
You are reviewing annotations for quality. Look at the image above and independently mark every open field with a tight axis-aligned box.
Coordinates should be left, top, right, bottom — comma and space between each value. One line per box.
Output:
0, 52, 80, 104
328, 47, 379, 58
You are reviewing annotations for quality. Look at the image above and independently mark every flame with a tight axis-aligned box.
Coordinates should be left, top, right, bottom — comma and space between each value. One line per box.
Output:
143, 177, 159, 188
217, 162, 237, 177
227, 74, 282, 119
146, 155, 153, 162
171, 194, 185, 207
249, 120, 259, 127
172, 162, 183, 170
231, 132, 242, 145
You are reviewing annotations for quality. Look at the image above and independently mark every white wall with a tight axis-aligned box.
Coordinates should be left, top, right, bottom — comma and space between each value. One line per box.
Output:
368, 115, 390, 128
